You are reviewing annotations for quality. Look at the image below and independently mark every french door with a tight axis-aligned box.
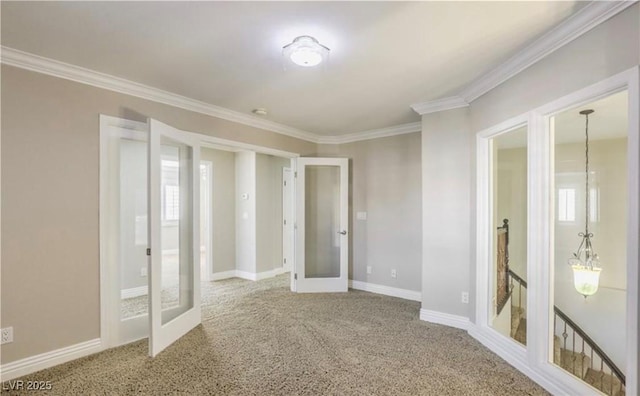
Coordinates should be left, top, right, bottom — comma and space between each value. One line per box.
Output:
294, 158, 349, 292
148, 119, 201, 357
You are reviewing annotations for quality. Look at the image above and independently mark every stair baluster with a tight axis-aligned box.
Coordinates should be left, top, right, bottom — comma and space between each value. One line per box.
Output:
507, 268, 626, 396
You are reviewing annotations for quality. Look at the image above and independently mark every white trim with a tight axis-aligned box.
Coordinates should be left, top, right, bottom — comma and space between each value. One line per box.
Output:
317, 122, 421, 144
255, 267, 286, 280
1, 46, 320, 144
410, 96, 469, 116
210, 270, 238, 281
460, 1, 636, 102
419, 309, 470, 330
120, 285, 148, 299
2, 1, 633, 146
349, 280, 421, 302
467, 325, 575, 396
0, 339, 102, 382
1, 46, 418, 145
230, 268, 287, 282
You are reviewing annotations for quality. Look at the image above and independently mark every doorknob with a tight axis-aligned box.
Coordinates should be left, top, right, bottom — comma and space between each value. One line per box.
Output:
338, 230, 347, 235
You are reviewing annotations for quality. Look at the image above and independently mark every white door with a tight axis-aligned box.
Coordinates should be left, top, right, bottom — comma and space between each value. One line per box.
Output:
295, 158, 349, 292
148, 119, 201, 357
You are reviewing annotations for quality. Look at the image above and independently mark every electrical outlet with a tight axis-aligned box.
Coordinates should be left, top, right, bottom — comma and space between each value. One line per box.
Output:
390, 269, 397, 279
461, 292, 469, 304
140, 266, 148, 277
1, 327, 13, 344
366, 266, 372, 274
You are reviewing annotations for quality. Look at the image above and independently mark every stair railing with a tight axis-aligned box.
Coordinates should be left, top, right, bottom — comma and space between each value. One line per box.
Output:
507, 269, 526, 314
507, 269, 625, 395
554, 307, 625, 395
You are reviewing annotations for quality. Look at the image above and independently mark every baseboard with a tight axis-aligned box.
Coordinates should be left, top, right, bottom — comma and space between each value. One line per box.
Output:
120, 285, 148, 299
0, 338, 102, 382
211, 270, 237, 281
228, 268, 287, 282
466, 325, 587, 396
255, 267, 286, 280
419, 308, 470, 330
349, 280, 421, 302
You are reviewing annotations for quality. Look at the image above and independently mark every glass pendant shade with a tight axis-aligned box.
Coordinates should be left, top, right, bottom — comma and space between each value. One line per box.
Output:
283, 36, 329, 68
571, 264, 602, 297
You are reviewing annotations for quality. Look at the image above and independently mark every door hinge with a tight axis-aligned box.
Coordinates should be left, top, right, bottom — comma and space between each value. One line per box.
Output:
284, 219, 287, 225
146, 248, 151, 256
284, 258, 287, 264
294, 273, 298, 280
284, 180, 287, 186
294, 171, 297, 178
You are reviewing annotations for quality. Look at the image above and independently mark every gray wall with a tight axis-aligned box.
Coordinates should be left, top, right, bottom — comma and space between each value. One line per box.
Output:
235, 151, 257, 274
201, 147, 236, 274
421, 108, 472, 316
318, 132, 422, 292
420, 4, 639, 324
0, 65, 316, 364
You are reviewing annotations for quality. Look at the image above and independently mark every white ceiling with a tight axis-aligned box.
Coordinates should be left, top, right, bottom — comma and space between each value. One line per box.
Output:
1, 1, 587, 136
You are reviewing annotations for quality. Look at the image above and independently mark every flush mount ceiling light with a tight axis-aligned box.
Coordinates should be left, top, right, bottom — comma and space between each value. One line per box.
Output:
282, 36, 329, 68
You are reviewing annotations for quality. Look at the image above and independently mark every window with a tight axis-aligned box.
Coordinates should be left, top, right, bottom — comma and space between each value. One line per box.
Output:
161, 159, 180, 222
557, 188, 575, 222
163, 185, 180, 221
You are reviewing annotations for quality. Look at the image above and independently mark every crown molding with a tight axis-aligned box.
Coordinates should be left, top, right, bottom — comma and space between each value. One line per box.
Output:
317, 122, 421, 145
0, 46, 321, 144
410, 96, 469, 116
459, 0, 637, 102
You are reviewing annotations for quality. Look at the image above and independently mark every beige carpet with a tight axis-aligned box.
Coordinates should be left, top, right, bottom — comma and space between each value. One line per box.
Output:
2, 275, 548, 395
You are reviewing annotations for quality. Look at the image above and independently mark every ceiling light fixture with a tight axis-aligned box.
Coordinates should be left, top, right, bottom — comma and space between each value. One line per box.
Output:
568, 109, 602, 298
283, 36, 329, 68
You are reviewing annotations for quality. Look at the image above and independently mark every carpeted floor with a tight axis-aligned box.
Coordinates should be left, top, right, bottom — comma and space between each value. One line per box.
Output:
2, 275, 548, 395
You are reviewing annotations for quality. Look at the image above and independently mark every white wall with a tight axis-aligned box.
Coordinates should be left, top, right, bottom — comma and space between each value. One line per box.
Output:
235, 151, 256, 274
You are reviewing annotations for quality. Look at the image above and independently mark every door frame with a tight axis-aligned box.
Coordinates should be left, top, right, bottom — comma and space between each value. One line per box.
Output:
282, 167, 293, 274
99, 115, 299, 350
200, 160, 213, 282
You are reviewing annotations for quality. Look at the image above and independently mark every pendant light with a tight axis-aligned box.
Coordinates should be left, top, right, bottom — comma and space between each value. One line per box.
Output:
568, 109, 602, 298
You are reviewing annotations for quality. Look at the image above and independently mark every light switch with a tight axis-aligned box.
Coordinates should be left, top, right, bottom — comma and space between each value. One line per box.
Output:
356, 211, 367, 220
241, 193, 249, 200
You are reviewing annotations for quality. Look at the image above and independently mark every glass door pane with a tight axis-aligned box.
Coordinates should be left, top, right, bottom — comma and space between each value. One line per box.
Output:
119, 138, 149, 319
305, 165, 341, 278
159, 141, 194, 324
148, 118, 200, 357
550, 91, 628, 395
295, 157, 349, 293
490, 126, 528, 346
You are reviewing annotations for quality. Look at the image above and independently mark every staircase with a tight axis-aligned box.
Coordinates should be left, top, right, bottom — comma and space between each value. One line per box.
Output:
507, 270, 625, 396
